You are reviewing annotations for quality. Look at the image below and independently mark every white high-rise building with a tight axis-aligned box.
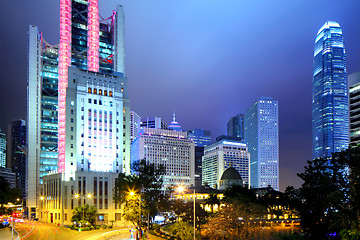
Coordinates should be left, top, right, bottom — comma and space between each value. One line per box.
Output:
202, 136, 250, 189
27, 1, 129, 222
244, 97, 279, 190
131, 127, 195, 189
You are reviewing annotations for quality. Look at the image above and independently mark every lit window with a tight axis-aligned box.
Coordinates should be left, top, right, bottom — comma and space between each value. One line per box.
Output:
109, 91, 113, 97
94, 88, 97, 94
99, 89, 102, 95
104, 90, 107, 96
88, 88, 92, 93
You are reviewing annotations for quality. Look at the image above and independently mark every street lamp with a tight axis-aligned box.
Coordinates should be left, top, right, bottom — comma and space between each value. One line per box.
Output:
129, 191, 142, 240
176, 185, 196, 240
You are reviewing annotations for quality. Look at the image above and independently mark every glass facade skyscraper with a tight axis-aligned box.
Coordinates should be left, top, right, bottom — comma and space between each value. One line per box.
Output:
312, 21, 349, 159
227, 114, 244, 141
244, 97, 279, 190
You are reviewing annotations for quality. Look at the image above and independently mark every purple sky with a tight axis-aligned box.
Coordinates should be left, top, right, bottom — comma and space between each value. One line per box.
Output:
1, 0, 360, 191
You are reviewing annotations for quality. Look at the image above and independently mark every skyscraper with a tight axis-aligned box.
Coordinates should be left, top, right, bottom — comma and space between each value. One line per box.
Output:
312, 21, 349, 159
27, 1, 128, 220
0, 132, 6, 168
227, 114, 244, 141
244, 97, 279, 190
187, 129, 211, 186
7, 120, 27, 198
349, 72, 360, 145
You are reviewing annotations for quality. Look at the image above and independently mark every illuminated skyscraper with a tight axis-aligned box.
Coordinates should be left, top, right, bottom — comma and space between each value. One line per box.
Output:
244, 97, 279, 190
0, 132, 6, 168
312, 21, 349, 159
27, 1, 128, 220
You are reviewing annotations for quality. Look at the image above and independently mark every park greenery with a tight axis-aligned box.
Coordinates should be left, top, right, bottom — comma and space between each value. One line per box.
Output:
110, 145, 360, 239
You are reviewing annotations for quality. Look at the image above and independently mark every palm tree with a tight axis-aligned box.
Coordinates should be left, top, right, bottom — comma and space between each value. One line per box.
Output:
205, 193, 220, 213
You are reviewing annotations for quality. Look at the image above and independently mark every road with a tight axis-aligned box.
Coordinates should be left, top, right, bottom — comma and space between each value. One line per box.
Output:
0, 220, 133, 240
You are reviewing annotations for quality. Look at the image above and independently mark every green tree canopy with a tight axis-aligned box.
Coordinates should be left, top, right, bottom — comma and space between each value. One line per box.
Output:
71, 204, 98, 226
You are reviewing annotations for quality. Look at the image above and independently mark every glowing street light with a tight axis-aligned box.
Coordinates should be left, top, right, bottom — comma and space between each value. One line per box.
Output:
176, 185, 196, 240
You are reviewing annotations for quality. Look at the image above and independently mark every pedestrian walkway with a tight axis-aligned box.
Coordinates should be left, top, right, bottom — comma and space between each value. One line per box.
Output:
0, 227, 18, 240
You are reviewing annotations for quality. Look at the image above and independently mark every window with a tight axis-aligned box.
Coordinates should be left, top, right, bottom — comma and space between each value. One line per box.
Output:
94, 88, 97, 94
88, 88, 92, 93
104, 90, 107, 96
94, 99, 97, 104
99, 89, 102, 95
109, 91, 113, 97
88, 99, 91, 104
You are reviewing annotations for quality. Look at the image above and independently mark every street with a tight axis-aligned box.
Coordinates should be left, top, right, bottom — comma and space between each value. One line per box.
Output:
0, 220, 133, 240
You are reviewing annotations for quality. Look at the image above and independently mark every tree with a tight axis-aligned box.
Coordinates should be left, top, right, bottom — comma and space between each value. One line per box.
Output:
113, 159, 166, 239
297, 146, 360, 238
0, 176, 21, 215
164, 221, 195, 240
71, 204, 98, 226
204, 193, 220, 213
202, 200, 267, 240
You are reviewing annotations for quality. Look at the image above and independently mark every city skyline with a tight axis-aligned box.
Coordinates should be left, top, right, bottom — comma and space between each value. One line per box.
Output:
2, 0, 360, 191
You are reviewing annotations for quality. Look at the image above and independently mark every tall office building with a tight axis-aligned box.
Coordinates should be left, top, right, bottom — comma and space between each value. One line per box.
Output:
349, 72, 360, 145
130, 111, 141, 143
244, 97, 279, 190
312, 21, 349, 159
0, 132, 6, 168
131, 128, 195, 189
202, 136, 250, 189
227, 114, 244, 141
187, 129, 211, 187
7, 120, 27, 198
27, 1, 128, 220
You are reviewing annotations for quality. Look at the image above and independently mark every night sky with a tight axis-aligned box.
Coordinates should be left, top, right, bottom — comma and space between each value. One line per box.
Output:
1, 0, 360, 191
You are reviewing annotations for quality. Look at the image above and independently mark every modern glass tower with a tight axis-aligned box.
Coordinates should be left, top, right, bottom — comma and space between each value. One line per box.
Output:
312, 21, 349, 159
227, 114, 244, 141
244, 97, 279, 190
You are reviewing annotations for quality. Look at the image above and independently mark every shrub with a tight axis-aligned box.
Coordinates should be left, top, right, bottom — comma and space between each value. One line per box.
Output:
108, 225, 113, 229
102, 225, 108, 229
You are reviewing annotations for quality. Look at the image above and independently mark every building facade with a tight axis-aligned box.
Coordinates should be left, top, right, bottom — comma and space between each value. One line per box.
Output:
349, 72, 360, 145
0, 167, 16, 189
244, 97, 279, 190
227, 114, 244, 141
131, 127, 195, 189
140, 117, 167, 130
27, 1, 128, 219
7, 120, 27, 198
312, 21, 349, 159
130, 111, 141, 143
0, 132, 6, 168
202, 137, 250, 189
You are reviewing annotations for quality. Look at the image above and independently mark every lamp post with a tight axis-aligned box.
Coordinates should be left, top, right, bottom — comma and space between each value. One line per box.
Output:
177, 186, 196, 240
74, 194, 92, 223
129, 191, 141, 240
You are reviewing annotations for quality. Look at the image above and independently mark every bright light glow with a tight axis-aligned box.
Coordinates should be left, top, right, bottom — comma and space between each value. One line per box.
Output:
58, 0, 72, 173
129, 191, 135, 196
74, 194, 80, 198
176, 185, 185, 193
87, 194, 92, 198
40, 196, 44, 201
87, 0, 99, 72
222, 141, 246, 147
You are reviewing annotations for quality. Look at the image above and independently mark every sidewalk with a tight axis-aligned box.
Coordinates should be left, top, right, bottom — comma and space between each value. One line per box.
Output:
0, 227, 19, 240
